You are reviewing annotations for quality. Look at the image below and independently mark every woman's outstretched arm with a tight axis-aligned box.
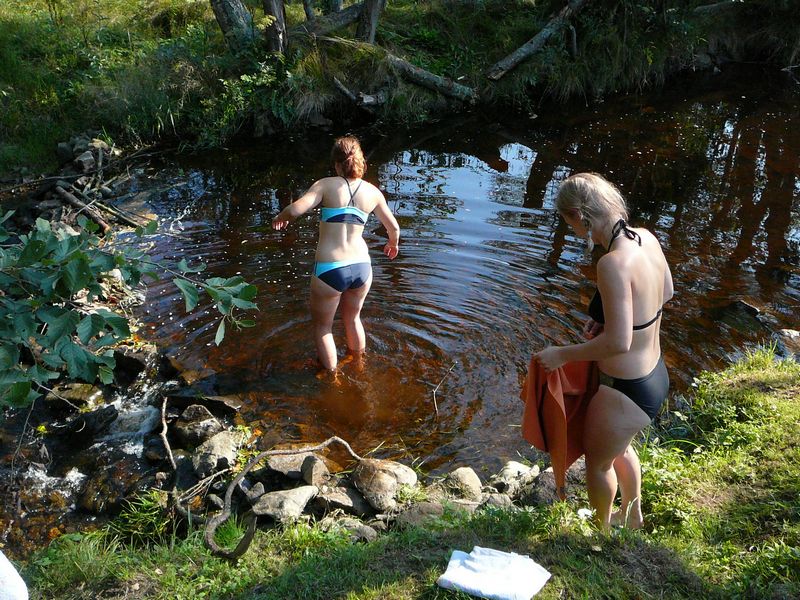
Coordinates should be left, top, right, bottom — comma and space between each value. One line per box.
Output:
372, 193, 400, 259
272, 180, 325, 230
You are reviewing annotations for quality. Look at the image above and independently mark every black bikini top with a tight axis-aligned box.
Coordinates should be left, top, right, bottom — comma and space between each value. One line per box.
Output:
587, 219, 663, 331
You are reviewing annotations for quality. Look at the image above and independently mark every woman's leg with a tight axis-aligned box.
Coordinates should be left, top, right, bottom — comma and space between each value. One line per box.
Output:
340, 272, 372, 355
583, 386, 650, 529
612, 445, 643, 528
310, 276, 342, 371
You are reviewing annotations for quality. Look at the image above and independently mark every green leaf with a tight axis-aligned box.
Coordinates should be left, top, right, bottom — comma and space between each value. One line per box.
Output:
176, 258, 191, 273
56, 337, 97, 381
43, 310, 81, 346
145, 220, 158, 235
238, 319, 256, 328
95, 309, 131, 339
173, 278, 199, 312
98, 365, 114, 385
63, 256, 94, 294
0, 210, 14, 224
18, 239, 47, 265
215, 319, 226, 346
77, 313, 106, 344
90, 251, 116, 273
239, 284, 258, 302
29, 364, 60, 384
231, 298, 257, 310
5, 381, 38, 408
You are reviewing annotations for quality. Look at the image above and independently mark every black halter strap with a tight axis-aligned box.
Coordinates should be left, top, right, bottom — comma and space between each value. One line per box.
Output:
342, 177, 363, 207
608, 219, 641, 249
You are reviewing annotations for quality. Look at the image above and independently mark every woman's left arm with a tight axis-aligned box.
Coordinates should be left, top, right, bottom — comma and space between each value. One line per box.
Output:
272, 180, 325, 230
534, 256, 633, 371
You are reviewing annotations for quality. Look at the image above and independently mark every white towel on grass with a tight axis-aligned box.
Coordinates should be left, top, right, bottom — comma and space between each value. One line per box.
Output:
0, 549, 28, 600
436, 546, 551, 600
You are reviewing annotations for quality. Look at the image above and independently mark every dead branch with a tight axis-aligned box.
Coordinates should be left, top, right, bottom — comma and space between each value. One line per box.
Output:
386, 53, 477, 103
486, 0, 590, 81
291, 1, 363, 37
54, 186, 111, 234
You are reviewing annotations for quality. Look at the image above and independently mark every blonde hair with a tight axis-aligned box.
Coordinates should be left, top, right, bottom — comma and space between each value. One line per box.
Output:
331, 135, 366, 179
555, 172, 628, 228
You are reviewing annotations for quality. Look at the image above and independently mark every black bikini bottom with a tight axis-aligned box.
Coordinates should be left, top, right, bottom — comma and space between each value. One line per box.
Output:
600, 356, 669, 421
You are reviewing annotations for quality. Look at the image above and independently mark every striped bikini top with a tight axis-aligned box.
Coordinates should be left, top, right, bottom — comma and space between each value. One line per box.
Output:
320, 177, 369, 225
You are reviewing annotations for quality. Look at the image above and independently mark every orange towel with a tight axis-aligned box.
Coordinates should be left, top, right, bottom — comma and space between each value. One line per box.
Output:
521, 359, 599, 499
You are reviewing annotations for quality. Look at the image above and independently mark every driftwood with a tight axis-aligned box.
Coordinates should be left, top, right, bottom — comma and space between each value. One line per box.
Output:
386, 53, 477, 103
54, 186, 111, 234
291, 2, 363, 36
204, 436, 364, 559
693, 0, 744, 14
68, 184, 145, 228
486, 0, 589, 81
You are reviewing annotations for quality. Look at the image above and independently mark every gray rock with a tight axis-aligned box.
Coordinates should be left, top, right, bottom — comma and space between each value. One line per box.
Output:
443, 466, 483, 501
56, 142, 73, 164
242, 481, 265, 505
174, 404, 223, 448
481, 493, 514, 509
59, 405, 119, 444
45, 382, 104, 407
394, 501, 444, 529
522, 458, 586, 506
488, 460, 540, 499
250, 486, 319, 521
191, 430, 247, 479
265, 452, 313, 480
351, 458, 418, 512
337, 518, 378, 543
73, 150, 96, 173
311, 485, 374, 518
301, 454, 330, 486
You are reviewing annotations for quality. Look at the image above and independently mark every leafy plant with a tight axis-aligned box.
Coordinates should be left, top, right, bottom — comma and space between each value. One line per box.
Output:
0, 211, 258, 408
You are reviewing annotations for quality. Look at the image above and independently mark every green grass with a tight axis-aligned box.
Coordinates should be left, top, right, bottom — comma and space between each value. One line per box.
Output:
19, 346, 800, 599
2, 0, 798, 177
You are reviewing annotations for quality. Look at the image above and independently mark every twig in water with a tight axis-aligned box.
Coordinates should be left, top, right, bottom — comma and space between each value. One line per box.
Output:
11, 399, 37, 476
432, 361, 457, 417
160, 396, 177, 472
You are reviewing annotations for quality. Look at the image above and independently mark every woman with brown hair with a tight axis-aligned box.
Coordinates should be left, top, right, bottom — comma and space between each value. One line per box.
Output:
534, 172, 673, 529
272, 136, 400, 372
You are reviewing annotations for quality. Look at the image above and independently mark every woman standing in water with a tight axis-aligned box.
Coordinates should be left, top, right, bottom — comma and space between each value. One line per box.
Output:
534, 172, 673, 529
272, 136, 400, 372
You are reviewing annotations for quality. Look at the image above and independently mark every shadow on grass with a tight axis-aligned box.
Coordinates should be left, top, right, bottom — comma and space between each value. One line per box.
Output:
229, 510, 722, 600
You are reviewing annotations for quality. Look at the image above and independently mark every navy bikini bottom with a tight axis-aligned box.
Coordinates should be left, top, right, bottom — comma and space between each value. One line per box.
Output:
600, 356, 669, 421
314, 260, 371, 293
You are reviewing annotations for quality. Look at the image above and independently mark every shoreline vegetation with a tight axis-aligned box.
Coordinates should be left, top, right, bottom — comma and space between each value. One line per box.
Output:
17, 347, 800, 599
2, 0, 799, 178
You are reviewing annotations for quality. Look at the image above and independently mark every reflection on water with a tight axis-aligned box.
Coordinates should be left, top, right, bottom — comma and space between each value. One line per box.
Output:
136, 66, 799, 474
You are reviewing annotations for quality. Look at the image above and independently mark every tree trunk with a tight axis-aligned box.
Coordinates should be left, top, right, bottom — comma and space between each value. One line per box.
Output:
486, 0, 589, 81
263, 0, 288, 53
693, 0, 744, 14
302, 0, 315, 22
209, 0, 256, 55
356, 0, 386, 44
386, 53, 476, 103
324, 0, 342, 13
291, 1, 362, 36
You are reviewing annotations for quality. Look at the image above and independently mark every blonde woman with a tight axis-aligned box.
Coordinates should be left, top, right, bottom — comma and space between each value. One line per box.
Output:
272, 136, 400, 371
534, 172, 673, 529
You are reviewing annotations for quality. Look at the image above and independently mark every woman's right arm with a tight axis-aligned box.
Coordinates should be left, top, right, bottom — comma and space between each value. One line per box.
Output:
272, 180, 325, 230
372, 193, 400, 259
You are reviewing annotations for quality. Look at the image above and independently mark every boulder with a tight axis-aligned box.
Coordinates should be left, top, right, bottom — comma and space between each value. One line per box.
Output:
191, 430, 247, 479
301, 454, 331, 486
73, 150, 96, 173
351, 458, 417, 512
394, 501, 444, 529
443, 466, 483, 501
250, 486, 319, 522
310, 485, 374, 518
488, 461, 540, 499
173, 405, 223, 448
44, 383, 104, 407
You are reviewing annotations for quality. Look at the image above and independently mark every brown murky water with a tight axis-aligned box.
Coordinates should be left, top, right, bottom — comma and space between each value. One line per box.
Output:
134, 66, 799, 475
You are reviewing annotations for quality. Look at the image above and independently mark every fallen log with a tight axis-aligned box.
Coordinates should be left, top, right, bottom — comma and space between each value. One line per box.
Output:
386, 53, 477, 103
54, 186, 111, 234
693, 0, 744, 14
486, 0, 589, 81
68, 184, 144, 229
291, 1, 362, 36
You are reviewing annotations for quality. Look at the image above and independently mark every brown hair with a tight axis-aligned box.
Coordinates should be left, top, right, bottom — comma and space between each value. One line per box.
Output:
555, 172, 628, 228
331, 136, 366, 179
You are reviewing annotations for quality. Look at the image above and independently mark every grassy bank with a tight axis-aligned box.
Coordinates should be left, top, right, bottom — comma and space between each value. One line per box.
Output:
2, 0, 798, 177
18, 347, 800, 599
